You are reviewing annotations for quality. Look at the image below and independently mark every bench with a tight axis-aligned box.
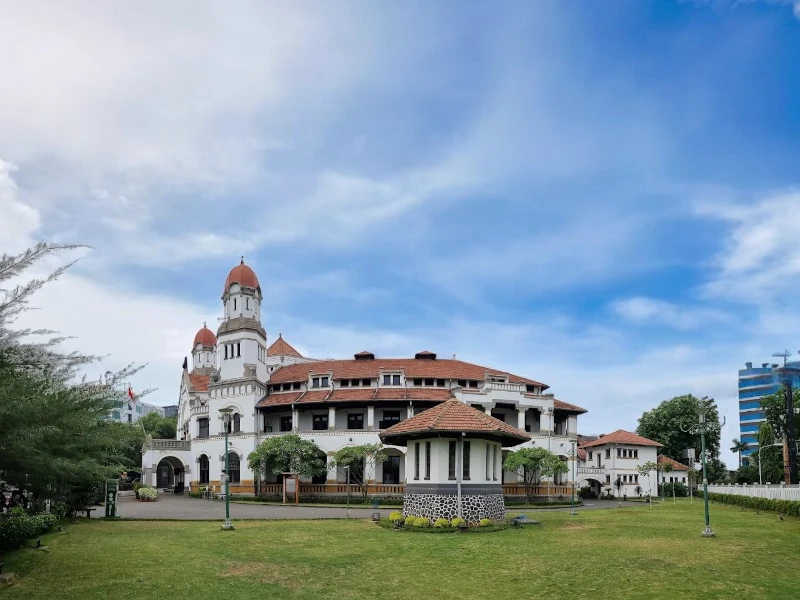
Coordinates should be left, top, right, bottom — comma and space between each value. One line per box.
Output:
83, 508, 97, 518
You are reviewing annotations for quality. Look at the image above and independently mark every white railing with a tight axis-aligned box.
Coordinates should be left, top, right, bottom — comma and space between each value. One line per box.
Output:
149, 439, 191, 451
481, 382, 526, 393
577, 467, 604, 475
191, 405, 209, 415
708, 484, 800, 501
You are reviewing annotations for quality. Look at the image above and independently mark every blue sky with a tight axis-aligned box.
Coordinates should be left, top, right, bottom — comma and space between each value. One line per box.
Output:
3, 0, 800, 467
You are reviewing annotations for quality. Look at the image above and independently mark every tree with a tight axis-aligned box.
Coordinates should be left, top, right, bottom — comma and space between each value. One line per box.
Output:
760, 388, 800, 442
139, 412, 177, 439
504, 447, 565, 502
730, 439, 748, 468
753, 422, 783, 484
637, 394, 725, 473
0, 243, 149, 515
661, 462, 673, 500
637, 461, 657, 505
330, 444, 386, 502
247, 435, 327, 485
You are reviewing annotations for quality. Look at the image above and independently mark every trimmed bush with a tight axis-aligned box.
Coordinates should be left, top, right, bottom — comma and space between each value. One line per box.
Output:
451, 517, 466, 528
708, 492, 800, 516
413, 517, 429, 528
0, 511, 58, 553
433, 518, 450, 528
389, 511, 404, 524
137, 487, 158, 501
479, 518, 492, 527
404, 515, 416, 527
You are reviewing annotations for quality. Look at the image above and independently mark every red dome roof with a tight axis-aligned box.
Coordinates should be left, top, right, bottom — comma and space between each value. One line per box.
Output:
193, 323, 217, 347
224, 258, 260, 293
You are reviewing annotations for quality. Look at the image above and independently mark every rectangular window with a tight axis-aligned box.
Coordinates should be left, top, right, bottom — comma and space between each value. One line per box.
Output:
617, 448, 621, 457
379, 411, 400, 429
224, 345, 228, 359
340, 379, 350, 388
280, 416, 292, 432
321, 376, 329, 387
436, 379, 446, 387
198, 417, 209, 438
469, 381, 479, 388
237, 342, 241, 357
392, 374, 401, 385
425, 441, 431, 480
312, 414, 328, 430
605, 474, 611, 484
634, 449, 638, 458
414, 378, 423, 386
246, 298, 249, 309
414, 443, 420, 480
635, 474, 639, 483
493, 445, 497, 481
486, 445, 491, 480
457, 379, 467, 387
588, 451, 593, 460
312, 377, 320, 388
448, 441, 456, 480
362, 379, 371, 386
463, 441, 470, 480
606, 449, 611, 459
425, 378, 434, 386
293, 382, 301, 390
347, 413, 364, 430
383, 374, 391, 385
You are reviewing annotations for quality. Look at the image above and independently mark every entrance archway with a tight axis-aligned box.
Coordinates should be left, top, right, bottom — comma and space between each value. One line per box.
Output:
156, 456, 185, 492
575, 476, 603, 498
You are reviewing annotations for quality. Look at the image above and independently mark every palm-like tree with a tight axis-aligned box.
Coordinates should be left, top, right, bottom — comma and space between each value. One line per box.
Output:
730, 438, 748, 468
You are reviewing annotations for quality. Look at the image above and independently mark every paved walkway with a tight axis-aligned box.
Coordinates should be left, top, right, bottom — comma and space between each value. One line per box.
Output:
95, 495, 639, 520
97, 494, 394, 520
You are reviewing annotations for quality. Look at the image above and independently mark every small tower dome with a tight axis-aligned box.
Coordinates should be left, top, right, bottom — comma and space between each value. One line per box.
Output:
223, 257, 260, 295
192, 322, 217, 372
193, 324, 217, 347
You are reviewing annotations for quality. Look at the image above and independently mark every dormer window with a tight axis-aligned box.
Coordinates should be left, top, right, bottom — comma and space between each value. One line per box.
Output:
383, 374, 401, 386
312, 376, 329, 389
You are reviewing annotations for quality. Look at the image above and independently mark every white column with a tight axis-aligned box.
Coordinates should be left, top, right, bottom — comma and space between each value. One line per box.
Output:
328, 406, 336, 430
367, 406, 375, 430
326, 454, 337, 483
292, 408, 299, 432
365, 455, 376, 484
517, 408, 526, 431
407, 404, 414, 419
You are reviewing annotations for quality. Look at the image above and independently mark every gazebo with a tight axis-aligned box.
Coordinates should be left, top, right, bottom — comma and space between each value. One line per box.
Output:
379, 399, 529, 524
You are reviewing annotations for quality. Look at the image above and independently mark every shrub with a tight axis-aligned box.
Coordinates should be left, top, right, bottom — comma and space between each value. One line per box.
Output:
451, 517, 466, 528
389, 511, 404, 524
0, 511, 58, 553
577, 486, 596, 500
137, 487, 158, 501
188, 491, 203, 499
413, 517, 429, 528
433, 518, 450, 528
708, 492, 800, 516
404, 515, 416, 526
479, 518, 492, 527
659, 482, 688, 497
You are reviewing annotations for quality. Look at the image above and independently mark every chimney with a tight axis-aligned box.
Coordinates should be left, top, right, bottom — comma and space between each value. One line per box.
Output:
745, 362, 752, 369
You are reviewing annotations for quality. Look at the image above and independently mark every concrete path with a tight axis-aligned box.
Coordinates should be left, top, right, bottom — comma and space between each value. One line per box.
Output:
95, 495, 641, 520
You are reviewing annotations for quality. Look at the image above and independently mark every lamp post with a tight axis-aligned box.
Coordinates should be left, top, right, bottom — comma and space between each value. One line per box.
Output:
570, 440, 577, 516
345, 465, 350, 519
680, 397, 724, 538
219, 408, 234, 531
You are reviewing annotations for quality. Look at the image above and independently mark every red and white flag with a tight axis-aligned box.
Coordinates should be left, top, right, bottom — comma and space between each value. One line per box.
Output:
128, 384, 134, 400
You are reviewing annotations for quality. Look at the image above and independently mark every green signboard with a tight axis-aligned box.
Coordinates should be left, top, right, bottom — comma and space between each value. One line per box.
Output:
105, 479, 119, 518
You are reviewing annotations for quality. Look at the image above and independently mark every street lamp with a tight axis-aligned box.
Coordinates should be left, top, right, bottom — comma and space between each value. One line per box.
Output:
680, 397, 725, 538
219, 408, 234, 531
570, 440, 577, 516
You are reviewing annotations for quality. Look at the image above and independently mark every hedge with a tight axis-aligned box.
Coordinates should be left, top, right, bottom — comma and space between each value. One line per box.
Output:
708, 492, 800, 516
0, 509, 59, 553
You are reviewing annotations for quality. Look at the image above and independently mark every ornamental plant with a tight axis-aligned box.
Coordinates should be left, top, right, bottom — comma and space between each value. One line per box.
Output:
450, 517, 466, 528
433, 518, 450, 528
479, 518, 492, 527
413, 516, 429, 527
137, 486, 158, 501
404, 515, 416, 526
388, 511, 404, 524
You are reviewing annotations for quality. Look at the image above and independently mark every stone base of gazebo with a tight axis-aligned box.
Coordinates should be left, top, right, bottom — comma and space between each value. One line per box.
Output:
402, 491, 505, 525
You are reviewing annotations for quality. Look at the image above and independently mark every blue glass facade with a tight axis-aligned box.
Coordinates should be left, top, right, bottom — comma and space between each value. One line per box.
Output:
737, 361, 800, 464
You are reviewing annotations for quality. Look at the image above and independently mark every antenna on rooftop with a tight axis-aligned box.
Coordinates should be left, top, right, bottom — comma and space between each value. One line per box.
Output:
772, 350, 792, 367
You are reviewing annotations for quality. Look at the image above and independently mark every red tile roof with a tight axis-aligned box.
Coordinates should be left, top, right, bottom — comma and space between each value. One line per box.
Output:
380, 400, 530, 447
658, 455, 689, 471
267, 358, 546, 388
553, 399, 587, 414
188, 374, 210, 392
256, 387, 454, 408
267, 334, 303, 358
193, 323, 216, 347
224, 259, 259, 293
580, 429, 662, 448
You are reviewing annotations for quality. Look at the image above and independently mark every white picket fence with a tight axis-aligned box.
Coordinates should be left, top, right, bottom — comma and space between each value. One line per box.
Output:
707, 483, 800, 501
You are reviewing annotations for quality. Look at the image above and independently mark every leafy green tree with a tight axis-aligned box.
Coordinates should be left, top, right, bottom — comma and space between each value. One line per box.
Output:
330, 443, 386, 502
248, 434, 327, 485
734, 464, 759, 484
0, 243, 149, 515
637, 461, 657, 502
753, 423, 784, 484
139, 412, 177, 439
730, 438, 748, 468
637, 394, 725, 472
759, 388, 800, 442
661, 462, 673, 500
504, 447, 566, 502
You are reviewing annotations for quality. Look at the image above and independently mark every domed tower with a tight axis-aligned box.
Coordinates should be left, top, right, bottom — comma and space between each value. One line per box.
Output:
192, 323, 217, 373
217, 258, 268, 382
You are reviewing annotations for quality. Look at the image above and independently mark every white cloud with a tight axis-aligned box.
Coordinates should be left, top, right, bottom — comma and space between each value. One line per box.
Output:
699, 192, 800, 303
612, 297, 730, 330
0, 159, 40, 254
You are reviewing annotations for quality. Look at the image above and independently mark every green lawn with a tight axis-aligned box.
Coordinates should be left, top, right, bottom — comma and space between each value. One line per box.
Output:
2, 501, 798, 600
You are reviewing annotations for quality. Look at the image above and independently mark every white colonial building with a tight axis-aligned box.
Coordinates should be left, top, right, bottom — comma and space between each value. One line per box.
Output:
141, 260, 588, 498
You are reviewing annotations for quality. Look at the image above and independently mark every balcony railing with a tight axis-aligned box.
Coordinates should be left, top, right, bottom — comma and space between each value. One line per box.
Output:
480, 382, 526, 393
147, 439, 191, 451
577, 467, 604, 475
191, 405, 209, 415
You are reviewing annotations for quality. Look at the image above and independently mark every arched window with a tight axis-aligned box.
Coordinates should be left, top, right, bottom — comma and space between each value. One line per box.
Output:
227, 453, 240, 483
199, 455, 209, 484
233, 413, 241, 433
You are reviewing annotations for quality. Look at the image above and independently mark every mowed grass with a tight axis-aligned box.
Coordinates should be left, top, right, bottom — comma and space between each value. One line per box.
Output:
2, 501, 798, 600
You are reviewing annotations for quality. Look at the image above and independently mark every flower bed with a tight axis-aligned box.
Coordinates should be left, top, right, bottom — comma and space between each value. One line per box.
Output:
379, 513, 507, 533
137, 487, 158, 501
